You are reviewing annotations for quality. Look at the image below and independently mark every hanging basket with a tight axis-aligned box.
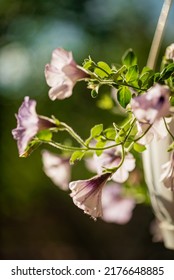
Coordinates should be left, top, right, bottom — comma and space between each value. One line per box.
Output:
142, 120, 174, 250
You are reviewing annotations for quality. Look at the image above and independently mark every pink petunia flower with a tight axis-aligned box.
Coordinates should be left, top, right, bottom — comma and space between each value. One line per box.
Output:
45, 48, 88, 100
87, 147, 135, 183
12, 96, 54, 157
42, 150, 71, 190
102, 183, 135, 224
69, 172, 111, 219
160, 152, 174, 191
131, 84, 170, 124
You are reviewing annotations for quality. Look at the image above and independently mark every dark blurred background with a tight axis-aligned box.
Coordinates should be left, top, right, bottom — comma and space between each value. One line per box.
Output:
1, 0, 174, 260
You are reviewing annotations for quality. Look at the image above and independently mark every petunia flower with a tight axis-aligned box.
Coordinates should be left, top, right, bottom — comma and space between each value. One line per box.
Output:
42, 150, 71, 190
69, 172, 111, 219
87, 147, 135, 183
136, 118, 169, 145
12, 96, 54, 157
45, 48, 88, 100
102, 183, 135, 224
160, 152, 174, 191
131, 84, 170, 124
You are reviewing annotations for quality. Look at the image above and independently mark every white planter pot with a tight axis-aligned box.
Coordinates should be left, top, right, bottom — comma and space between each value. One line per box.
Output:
142, 121, 174, 249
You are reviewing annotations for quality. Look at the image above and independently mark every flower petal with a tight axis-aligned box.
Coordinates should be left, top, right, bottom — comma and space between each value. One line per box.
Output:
102, 183, 135, 224
42, 150, 70, 190
69, 173, 111, 219
48, 82, 73, 100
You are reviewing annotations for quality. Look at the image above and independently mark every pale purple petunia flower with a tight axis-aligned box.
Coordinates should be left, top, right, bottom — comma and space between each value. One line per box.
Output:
88, 147, 135, 183
69, 173, 111, 219
12, 96, 54, 157
131, 84, 170, 124
42, 150, 70, 190
102, 183, 135, 224
160, 152, 174, 191
45, 48, 88, 100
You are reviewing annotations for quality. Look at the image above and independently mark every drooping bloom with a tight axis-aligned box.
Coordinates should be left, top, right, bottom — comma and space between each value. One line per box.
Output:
160, 152, 174, 191
87, 147, 135, 183
131, 84, 170, 124
69, 172, 111, 219
12, 96, 54, 157
45, 48, 88, 100
42, 150, 70, 190
102, 183, 135, 224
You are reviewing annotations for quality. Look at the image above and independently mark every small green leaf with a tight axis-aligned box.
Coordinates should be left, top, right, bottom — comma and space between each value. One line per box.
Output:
154, 72, 161, 83
91, 89, 98, 98
125, 65, 139, 82
95, 140, 106, 156
141, 66, 153, 74
37, 130, 52, 141
83, 57, 94, 70
22, 139, 41, 158
133, 143, 146, 153
91, 124, 103, 138
160, 63, 174, 80
97, 61, 112, 74
94, 61, 112, 78
117, 86, 132, 108
104, 127, 116, 140
70, 150, 85, 164
122, 49, 137, 67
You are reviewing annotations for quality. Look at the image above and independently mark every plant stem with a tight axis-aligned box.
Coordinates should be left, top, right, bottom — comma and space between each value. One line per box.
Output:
60, 122, 87, 147
147, 0, 173, 70
104, 144, 125, 173
45, 140, 87, 152
163, 117, 174, 140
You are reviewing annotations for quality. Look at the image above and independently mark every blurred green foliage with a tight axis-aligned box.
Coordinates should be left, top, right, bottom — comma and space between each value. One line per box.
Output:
1, 0, 174, 259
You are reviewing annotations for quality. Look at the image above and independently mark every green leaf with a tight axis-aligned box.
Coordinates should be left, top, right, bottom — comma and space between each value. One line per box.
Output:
91, 124, 103, 138
122, 49, 137, 67
117, 86, 132, 108
113, 65, 127, 81
160, 63, 174, 80
37, 130, 52, 141
125, 65, 139, 82
91, 89, 98, 98
70, 150, 85, 164
97, 61, 112, 74
104, 127, 116, 140
139, 68, 154, 87
83, 57, 94, 70
141, 66, 153, 74
21, 139, 41, 158
95, 140, 106, 156
133, 143, 146, 153
94, 61, 112, 78
154, 72, 161, 83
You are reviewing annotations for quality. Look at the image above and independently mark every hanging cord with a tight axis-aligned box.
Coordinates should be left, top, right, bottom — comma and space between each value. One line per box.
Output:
147, 0, 173, 69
